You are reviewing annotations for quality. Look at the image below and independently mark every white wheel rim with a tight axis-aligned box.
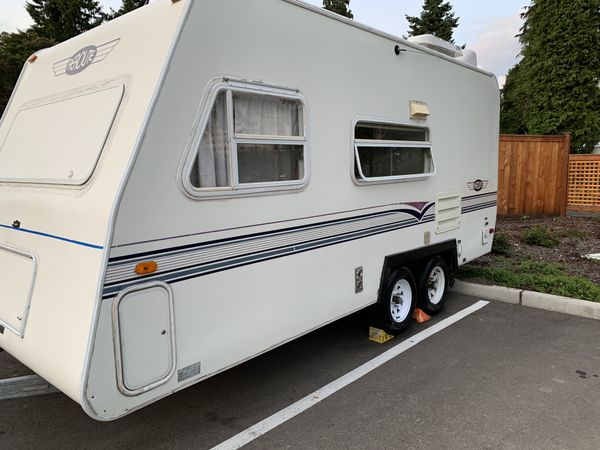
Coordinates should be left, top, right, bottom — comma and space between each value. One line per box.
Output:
390, 279, 412, 323
427, 266, 446, 305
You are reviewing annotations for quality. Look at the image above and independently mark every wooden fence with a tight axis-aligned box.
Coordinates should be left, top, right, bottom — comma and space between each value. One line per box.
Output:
498, 134, 570, 216
567, 155, 600, 214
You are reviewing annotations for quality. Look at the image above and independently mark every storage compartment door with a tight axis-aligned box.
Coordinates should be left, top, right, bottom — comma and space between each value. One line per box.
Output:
0, 245, 37, 337
113, 283, 175, 395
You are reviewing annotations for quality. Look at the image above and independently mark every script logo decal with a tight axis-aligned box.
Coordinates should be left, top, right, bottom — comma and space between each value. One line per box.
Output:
53, 38, 120, 76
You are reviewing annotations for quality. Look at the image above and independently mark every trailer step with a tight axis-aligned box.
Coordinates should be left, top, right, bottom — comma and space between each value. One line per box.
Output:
0, 375, 59, 400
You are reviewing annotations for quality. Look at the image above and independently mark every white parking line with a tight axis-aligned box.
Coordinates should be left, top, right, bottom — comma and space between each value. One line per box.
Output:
212, 300, 490, 450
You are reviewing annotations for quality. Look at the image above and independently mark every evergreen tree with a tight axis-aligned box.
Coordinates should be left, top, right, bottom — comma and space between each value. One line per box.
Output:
501, 0, 600, 152
499, 63, 528, 134
406, 0, 459, 43
0, 30, 56, 117
108, 0, 147, 20
323, 0, 353, 19
25, 0, 104, 43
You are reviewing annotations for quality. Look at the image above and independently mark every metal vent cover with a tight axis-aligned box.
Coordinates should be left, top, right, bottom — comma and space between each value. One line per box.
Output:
435, 192, 461, 234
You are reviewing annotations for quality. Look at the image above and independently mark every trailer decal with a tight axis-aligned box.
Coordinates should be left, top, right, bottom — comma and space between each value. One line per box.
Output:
101, 194, 496, 299
462, 192, 497, 201
467, 179, 489, 192
461, 192, 497, 214
109, 203, 436, 264
101, 209, 437, 299
52, 39, 120, 77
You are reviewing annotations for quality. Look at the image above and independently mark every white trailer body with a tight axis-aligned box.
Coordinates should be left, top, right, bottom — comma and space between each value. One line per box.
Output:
0, 0, 499, 420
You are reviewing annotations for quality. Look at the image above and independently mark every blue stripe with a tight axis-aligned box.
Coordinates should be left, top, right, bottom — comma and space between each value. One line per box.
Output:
0, 224, 104, 250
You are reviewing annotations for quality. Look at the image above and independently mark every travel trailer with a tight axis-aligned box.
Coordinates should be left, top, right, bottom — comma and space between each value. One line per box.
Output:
0, 0, 499, 420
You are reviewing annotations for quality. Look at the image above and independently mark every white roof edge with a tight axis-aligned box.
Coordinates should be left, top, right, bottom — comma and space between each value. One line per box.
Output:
282, 0, 494, 78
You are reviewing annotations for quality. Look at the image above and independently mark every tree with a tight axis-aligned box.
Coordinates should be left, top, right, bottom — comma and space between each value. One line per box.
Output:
108, 0, 147, 20
499, 63, 528, 134
0, 30, 56, 117
406, 0, 459, 43
323, 0, 353, 19
25, 0, 104, 43
501, 0, 600, 152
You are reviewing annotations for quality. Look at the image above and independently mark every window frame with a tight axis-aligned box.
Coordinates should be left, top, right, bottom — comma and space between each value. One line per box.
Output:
351, 116, 436, 185
182, 80, 309, 199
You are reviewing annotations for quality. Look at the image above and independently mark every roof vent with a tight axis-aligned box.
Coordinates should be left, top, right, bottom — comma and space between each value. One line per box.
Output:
407, 34, 477, 67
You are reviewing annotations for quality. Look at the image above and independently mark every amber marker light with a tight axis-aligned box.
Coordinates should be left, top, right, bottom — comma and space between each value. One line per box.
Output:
29, 55, 38, 63
135, 261, 158, 275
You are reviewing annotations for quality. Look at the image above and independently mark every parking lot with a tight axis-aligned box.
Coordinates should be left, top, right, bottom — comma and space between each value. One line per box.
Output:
1, 292, 600, 449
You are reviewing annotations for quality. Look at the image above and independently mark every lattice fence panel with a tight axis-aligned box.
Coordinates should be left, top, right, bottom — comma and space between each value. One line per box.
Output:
567, 155, 600, 212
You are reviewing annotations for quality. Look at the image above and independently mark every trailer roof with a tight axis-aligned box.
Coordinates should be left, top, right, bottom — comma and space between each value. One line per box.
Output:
283, 0, 496, 78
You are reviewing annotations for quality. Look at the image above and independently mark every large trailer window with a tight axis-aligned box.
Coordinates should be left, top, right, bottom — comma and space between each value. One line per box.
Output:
187, 82, 307, 197
0, 85, 124, 185
353, 121, 434, 183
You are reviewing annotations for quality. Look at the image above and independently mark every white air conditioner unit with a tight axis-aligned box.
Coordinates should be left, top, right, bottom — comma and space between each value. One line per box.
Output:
408, 34, 478, 68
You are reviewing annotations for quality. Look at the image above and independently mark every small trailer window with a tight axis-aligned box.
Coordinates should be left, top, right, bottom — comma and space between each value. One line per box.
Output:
353, 121, 434, 183
188, 85, 306, 195
0, 85, 124, 185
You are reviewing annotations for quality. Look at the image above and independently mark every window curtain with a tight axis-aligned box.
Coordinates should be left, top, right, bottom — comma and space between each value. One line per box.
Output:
233, 93, 302, 137
193, 92, 228, 188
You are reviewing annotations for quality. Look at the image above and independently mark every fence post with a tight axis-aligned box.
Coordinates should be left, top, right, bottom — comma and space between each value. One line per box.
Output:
559, 133, 571, 217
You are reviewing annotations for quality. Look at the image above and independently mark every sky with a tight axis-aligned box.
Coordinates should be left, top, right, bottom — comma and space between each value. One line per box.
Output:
1, 0, 525, 84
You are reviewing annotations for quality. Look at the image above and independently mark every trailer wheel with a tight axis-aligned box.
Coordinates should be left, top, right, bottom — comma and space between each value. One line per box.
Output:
418, 256, 449, 314
376, 267, 416, 335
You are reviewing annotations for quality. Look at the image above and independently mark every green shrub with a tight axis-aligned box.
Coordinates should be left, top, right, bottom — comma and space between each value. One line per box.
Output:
492, 231, 511, 255
522, 226, 560, 248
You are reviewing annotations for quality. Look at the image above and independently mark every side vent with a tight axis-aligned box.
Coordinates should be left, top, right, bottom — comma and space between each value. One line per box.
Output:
435, 192, 461, 234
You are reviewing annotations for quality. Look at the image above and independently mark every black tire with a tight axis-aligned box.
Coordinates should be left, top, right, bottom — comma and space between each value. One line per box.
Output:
373, 267, 416, 335
418, 256, 449, 314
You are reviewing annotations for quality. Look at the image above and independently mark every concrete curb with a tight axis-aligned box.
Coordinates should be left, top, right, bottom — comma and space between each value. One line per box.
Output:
450, 280, 521, 305
450, 279, 600, 321
521, 291, 600, 320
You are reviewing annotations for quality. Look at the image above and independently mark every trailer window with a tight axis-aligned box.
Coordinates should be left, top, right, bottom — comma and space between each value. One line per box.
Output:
188, 85, 307, 195
0, 85, 124, 185
353, 121, 434, 182
190, 91, 229, 188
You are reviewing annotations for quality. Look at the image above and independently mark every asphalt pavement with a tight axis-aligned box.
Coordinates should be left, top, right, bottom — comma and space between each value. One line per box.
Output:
1, 292, 599, 449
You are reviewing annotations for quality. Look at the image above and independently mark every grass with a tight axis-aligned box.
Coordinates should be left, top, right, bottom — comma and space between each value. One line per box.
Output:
457, 257, 600, 302
558, 230, 587, 239
522, 226, 560, 248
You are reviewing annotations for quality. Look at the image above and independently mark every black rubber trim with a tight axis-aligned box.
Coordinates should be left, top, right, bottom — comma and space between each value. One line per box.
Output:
377, 240, 457, 302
